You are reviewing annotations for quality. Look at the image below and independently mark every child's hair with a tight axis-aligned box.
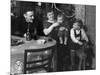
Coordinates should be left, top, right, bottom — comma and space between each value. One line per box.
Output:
74, 19, 83, 28
56, 14, 65, 23
57, 14, 64, 19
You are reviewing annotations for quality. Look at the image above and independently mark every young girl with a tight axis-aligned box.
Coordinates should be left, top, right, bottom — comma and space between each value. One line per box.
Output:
57, 14, 69, 45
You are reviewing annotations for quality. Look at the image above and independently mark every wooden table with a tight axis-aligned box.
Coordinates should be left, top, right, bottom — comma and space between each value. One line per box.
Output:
11, 36, 56, 74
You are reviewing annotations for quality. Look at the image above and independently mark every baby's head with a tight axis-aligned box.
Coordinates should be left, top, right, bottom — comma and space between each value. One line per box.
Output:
57, 14, 64, 23
73, 19, 83, 30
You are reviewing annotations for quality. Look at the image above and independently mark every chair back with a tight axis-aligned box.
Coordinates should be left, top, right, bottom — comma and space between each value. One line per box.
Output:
24, 45, 56, 74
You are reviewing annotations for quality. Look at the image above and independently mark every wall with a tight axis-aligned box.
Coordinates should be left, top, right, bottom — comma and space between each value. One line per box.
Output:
74, 4, 85, 24
85, 5, 96, 44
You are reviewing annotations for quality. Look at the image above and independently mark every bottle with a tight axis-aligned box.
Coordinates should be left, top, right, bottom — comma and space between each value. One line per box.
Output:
26, 24, 31, 41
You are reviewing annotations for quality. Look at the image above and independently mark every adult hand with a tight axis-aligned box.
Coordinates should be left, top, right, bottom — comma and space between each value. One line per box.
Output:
24, 33, 26, 37
43, 29, 50, 35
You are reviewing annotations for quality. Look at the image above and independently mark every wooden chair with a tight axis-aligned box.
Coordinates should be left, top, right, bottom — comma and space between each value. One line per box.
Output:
71, 42, 89, 70
76, 44, 87, 70
24, 45, 56, 74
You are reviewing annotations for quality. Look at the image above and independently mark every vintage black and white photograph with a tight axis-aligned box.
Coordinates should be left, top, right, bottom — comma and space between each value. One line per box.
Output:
11, 0, 96, 74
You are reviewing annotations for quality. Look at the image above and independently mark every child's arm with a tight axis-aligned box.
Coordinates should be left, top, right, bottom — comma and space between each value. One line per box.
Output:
70, 29, 83, 45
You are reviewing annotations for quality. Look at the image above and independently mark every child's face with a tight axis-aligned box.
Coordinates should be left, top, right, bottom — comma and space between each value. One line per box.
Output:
57, 16, 63, 23
47, 11, 54, 21
73, 22, 80, 30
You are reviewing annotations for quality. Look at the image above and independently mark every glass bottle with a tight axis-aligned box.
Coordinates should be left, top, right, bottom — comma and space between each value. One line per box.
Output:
26, 23, 31, 41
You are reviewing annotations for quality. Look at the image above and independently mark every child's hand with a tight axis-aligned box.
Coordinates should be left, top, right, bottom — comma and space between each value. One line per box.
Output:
59, 27, 65, 31
78, 41, 83, 45
65, 28, 68, 31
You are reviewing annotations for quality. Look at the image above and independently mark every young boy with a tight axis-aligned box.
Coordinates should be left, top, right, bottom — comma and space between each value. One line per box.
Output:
57, 14, 69, 45
70, 19, 88, 49
70, 19, 88, 70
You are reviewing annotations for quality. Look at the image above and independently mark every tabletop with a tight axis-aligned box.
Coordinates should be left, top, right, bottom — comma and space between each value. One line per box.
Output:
11, 36, 56, 54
